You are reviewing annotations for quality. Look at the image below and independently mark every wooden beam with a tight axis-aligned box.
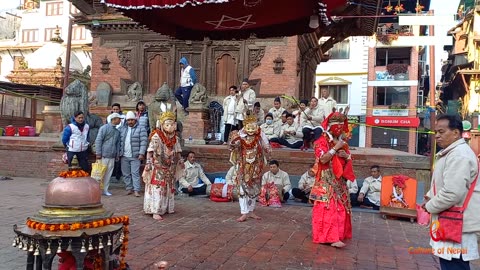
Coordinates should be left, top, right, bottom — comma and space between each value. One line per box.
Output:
69, 0, 95, 15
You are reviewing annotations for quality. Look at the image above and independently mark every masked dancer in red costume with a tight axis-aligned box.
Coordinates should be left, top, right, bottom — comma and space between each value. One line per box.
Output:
310, 107, 355, 248
229, 113, 271, 222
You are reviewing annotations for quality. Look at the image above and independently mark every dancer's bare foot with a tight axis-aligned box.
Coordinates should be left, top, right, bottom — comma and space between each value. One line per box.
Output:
154, 261, 169, 269
331, 241, 346, 248
249, 213, 262, 220
153, 214, 163, 221
236, 214, 248, 222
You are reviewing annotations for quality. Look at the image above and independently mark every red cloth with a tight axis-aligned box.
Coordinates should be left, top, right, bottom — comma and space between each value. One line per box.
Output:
209, 183, 234, 202
314, 136, 355, 181
312, 199, 352, 243
102, 0, 347, 40
258, 182, 282, 208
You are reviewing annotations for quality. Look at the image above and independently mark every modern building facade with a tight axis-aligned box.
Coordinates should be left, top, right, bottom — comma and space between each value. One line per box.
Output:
0, 0, 92, 80
316, 36, 370, 147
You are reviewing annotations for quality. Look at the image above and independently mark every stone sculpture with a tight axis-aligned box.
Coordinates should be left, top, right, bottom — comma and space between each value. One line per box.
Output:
148, 82, 182, 142
126, 81, 143, 102
148, 82, 176, 132
60, 80, 89, 126
189, 83, 207, 104
59, 80, 103, 147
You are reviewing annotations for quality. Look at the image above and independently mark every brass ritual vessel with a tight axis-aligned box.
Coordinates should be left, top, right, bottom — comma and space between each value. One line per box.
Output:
33, 171, 112, 224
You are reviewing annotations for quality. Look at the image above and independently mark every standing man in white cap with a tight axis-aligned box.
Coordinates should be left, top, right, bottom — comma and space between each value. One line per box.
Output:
120, 111, 148, 197
96, 113, 122, 196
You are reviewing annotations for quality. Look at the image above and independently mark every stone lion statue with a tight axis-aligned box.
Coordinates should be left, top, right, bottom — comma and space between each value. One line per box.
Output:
126, 81, 143, 102
189, 83, 207, 104
60, 80, 89, 126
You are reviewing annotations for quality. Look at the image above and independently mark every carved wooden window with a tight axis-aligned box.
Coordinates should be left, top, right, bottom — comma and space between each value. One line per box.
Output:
215, 53, 237, 96
46, 2, 63, 16
148, 53, 168, 94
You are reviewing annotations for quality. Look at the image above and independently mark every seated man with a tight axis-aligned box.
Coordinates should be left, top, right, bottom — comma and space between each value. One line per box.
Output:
347, 179, 359, 207
291, 164, 315, 203
358, 165, 382, 210
260, 113, 280, 141
273, 113, 303, 149
259, 160, 291, 207
178, 151, 212, 196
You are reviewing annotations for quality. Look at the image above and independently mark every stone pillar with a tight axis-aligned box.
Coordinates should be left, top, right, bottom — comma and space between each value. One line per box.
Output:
42, 106, 63, 133
182, 106, 210, 145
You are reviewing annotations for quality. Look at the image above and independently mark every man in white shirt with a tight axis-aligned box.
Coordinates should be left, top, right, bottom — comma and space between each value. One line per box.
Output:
241, 78, 256, 112
179, 151, 212, 196
223, 86, 238, 143
291, 164, 315, 203
260, 160, 292, 202
358, 165, 382, 210
273, 113, 303, 149
318, 87, 337, 116
347, 179, 359, 207
253, 102, 265, 126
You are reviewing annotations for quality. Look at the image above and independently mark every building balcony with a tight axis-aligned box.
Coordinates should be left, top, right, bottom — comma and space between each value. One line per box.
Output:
374, 65, 410, 81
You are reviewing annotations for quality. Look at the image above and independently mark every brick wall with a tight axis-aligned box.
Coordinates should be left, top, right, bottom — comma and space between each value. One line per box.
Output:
250, 36, 300, 98
182, 108, 211, 141
0, 138, 65, 179
184, 145, 431, 189
91, 38, 131, 93
0, 137, 431, 191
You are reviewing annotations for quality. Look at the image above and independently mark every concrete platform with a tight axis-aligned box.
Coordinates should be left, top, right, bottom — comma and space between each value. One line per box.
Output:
2, 177, 479, 270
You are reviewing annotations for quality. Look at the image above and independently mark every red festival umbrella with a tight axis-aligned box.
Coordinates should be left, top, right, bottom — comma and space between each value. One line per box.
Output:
101, 0, 349, 39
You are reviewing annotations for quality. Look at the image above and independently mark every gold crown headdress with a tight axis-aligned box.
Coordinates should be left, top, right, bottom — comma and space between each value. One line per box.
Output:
159, 111, 176, 124
328, 112, 347, 123
243, 113, 257, 125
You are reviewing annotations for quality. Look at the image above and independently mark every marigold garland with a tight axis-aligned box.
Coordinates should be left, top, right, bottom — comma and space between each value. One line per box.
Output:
26, 216, 130, 270
157, 129, 177, 148
58, 169, 90, 178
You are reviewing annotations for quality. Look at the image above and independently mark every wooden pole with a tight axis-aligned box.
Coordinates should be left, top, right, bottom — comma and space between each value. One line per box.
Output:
429, 10, 436, 170
63, 18, 73, 91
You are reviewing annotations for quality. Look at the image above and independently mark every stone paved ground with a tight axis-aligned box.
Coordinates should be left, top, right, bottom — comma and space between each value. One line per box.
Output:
1, 178, 479, 270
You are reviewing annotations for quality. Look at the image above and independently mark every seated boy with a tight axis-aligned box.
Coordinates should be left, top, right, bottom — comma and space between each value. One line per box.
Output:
291, 164, 315, 203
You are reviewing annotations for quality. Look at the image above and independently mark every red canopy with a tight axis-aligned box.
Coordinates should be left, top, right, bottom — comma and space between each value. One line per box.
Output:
102, 0, 348, 39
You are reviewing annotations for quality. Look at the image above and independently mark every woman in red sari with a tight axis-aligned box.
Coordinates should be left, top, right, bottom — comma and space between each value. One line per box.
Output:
310, 110, 356, 248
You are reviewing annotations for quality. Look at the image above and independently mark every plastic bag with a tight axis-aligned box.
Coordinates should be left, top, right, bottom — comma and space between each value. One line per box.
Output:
416, 203, 430, 226
91, 161, 107, 189
62, 152, 68, 164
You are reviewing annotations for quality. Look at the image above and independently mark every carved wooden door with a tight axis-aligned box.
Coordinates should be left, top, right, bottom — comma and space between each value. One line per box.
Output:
147, 53, 168, 94
215, 53, 237, 96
